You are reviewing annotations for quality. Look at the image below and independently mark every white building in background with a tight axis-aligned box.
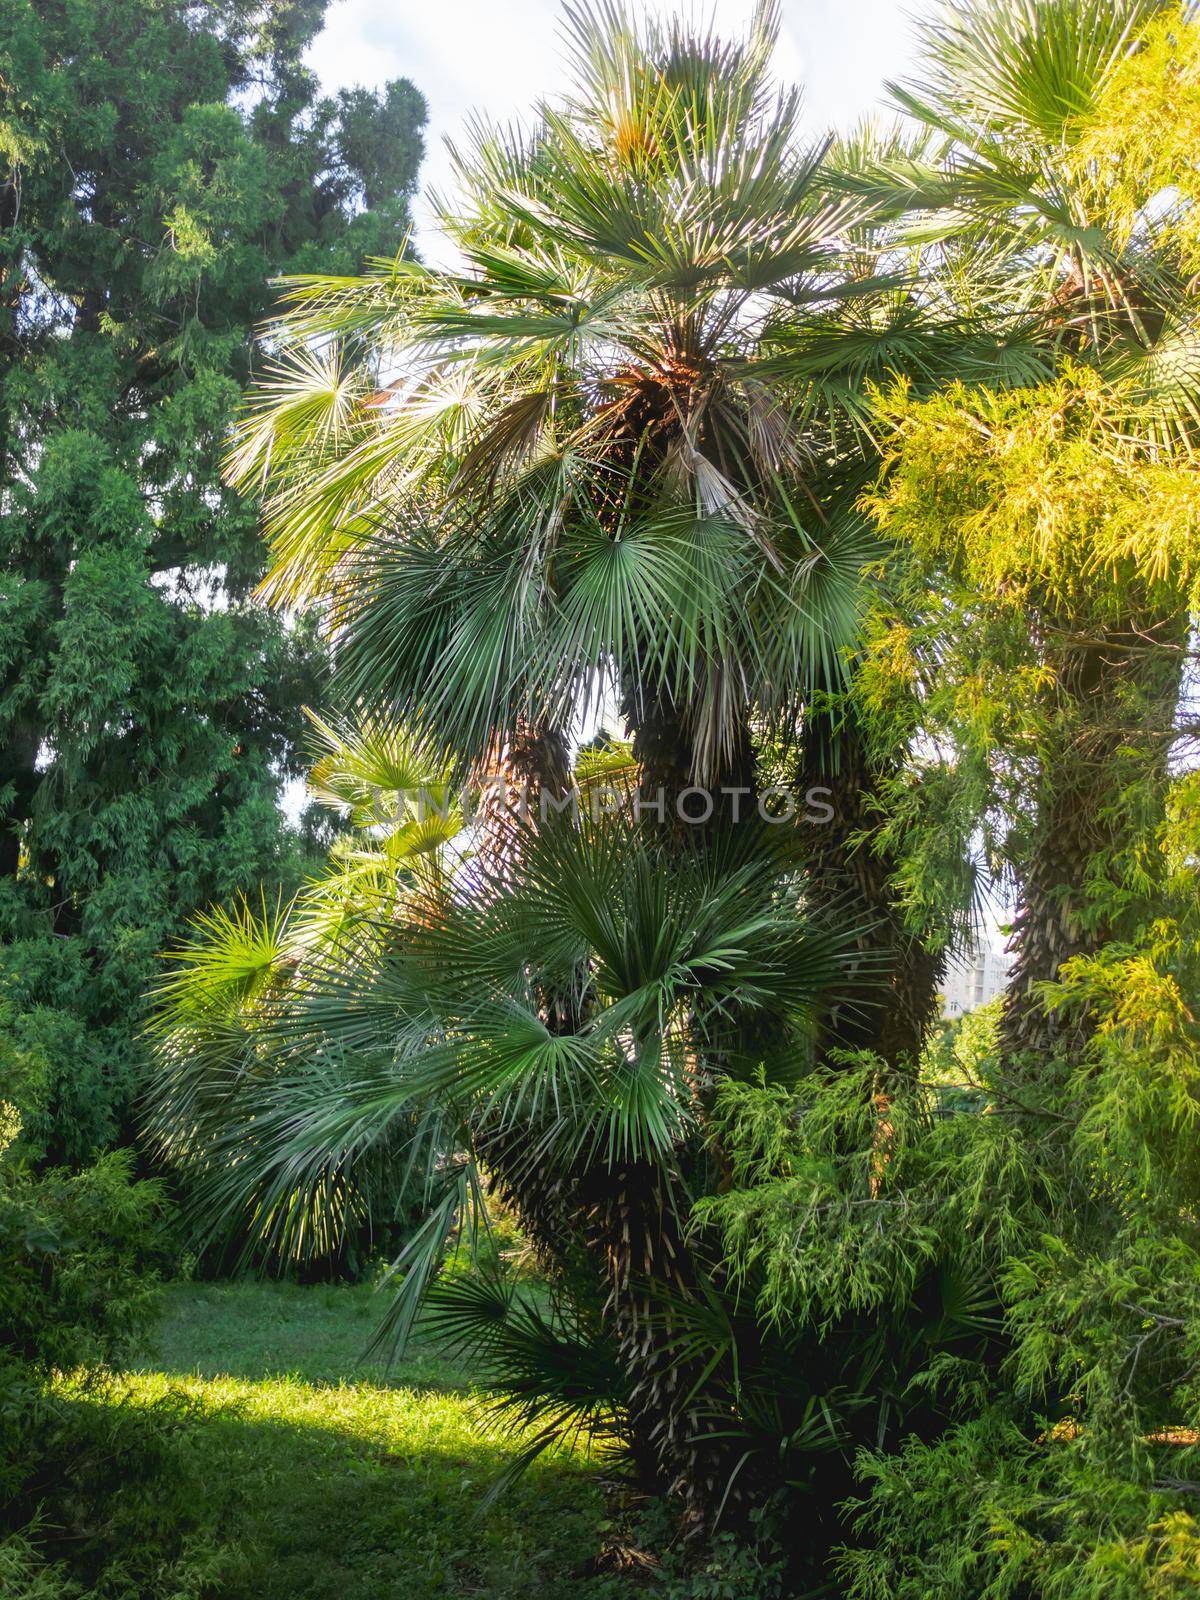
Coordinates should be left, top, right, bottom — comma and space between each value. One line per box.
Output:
940, 940, 1014, 1020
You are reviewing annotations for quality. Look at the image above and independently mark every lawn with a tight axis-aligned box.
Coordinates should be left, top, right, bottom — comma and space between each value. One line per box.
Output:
116, 1279, 618, 1599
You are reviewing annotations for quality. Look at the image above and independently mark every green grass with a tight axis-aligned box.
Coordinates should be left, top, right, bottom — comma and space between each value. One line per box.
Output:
146, 1278, 470, 1389
114, 1279, 615, 1599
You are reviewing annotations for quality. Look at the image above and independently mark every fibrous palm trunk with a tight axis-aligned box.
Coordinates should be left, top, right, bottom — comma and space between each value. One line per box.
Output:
581, 1155, 745, 1528
469, 723, 711, 1510
998, 620, 1185, 1068
503, 693, 760, 1532
618, 690, 764, 1529
798, 700, 944, 1073
626, 680, 758, 826
999, 763, 1110, 1065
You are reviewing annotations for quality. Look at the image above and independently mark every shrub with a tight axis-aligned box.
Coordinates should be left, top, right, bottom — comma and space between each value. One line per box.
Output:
0, 1109, 239, 1594
698, 918, 1200, 1596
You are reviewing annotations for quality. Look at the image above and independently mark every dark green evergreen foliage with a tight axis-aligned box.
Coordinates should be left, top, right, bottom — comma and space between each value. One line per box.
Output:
0, 0, 426, 1158
0, 1143, 168, 1389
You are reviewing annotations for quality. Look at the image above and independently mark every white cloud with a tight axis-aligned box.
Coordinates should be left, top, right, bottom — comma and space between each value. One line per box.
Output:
306, 0, 932, 261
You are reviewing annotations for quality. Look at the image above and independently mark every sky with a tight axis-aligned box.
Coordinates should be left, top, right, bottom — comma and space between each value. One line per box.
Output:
305, 0, 935, 263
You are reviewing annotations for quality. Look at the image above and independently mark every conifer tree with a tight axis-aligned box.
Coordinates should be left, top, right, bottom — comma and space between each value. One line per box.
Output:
0, 0, 425, 1158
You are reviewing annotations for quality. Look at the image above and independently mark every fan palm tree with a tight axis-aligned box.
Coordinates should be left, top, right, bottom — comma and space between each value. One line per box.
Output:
229, 2, 881, 793
228, 1, 1004, 1064
155, 0, 1014, 1531
149, 704, 858, 1525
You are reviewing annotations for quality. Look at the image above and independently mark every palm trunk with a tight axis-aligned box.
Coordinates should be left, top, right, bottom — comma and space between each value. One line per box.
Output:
497, 695, 762, 1532
998, 619, 1184, 1068
477, 1113, 743, 1524
474, 720, 587, 1253
798, 700, 944, 1073
497, 695, 759, 1527
998, 765, 1109, 1065
624, 678, 758, 833
611, 684, 764, 1529
583, 1157, 747, 1528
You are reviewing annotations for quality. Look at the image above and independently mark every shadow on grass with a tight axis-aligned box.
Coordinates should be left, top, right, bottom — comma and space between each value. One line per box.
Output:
68, 1279, 626, 1598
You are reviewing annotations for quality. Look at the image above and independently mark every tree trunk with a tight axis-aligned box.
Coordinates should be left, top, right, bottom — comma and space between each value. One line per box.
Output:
499, 706, 758, 1530
582, 1156, 748, 1529
471, 721, 587, 1263
998, 619, 1185, 1068
797, 701, 944, 1073
998, 775, 1107, 1065
0, 719, 40, 879
623, 677, 758, 836
607, 685, 766, 1530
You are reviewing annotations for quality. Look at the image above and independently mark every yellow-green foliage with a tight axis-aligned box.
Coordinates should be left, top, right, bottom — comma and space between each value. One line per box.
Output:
923, 998, 1003, 1091
695, 1058, 1043, 1333
839, 1413, 1200, 1600
866, 369, 1200, 620
708, 976, 1200, 1598
857, 368, 1200, 941
1072, 5, 1200, 265
755, 902, 1200, 1600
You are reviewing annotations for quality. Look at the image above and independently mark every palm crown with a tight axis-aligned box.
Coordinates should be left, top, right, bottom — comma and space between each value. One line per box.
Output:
871, 0, 1200, 426
227, 1, 966, 785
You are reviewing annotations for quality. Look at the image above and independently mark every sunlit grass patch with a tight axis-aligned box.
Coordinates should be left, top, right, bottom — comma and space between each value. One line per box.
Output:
108, 1280, 613, 1600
